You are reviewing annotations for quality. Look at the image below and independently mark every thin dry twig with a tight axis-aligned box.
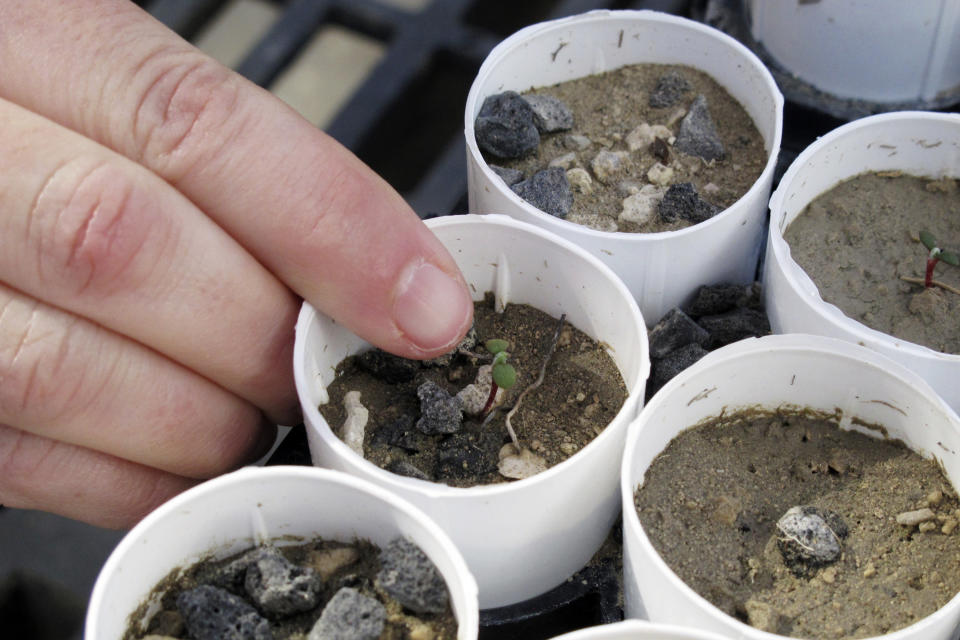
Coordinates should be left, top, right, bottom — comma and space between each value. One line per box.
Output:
503, 313, 567, 449
900, 275, 960, 296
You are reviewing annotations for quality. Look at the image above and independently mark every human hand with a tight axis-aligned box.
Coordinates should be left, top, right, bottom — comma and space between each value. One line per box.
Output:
0, 1, 473, 528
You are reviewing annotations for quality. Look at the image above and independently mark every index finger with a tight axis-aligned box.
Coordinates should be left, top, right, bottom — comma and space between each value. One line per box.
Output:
0, 0, 473, 359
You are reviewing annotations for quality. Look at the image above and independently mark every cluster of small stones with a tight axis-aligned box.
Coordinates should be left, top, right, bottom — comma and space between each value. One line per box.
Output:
745, 490, 960, 633
133, 537, 451, 640
893, 488, 960, 539
350, 328, 513, 483
646, 282, 770, 399
474, 70, 725, 231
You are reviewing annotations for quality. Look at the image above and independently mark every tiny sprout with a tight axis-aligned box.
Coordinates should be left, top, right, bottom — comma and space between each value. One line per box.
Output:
919, 230, 960, 289
485, 338, 509, 355
481, 339, 517, 417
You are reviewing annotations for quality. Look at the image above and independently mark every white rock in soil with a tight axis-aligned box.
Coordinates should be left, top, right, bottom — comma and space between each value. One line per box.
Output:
619, 184, 666, 225
563, 134, 592, 150
896, 508, 936, 526
617, 179, 643, 196
590, 150, 629, 184
548, 152, 577, 170
498, 443, 547, 479
341, 391, 368, 456
567, 210, 618, 232
625, 122, 674, 152
646, 162, 675, 186
456, 365, 502, 415
566, 167, 593, 194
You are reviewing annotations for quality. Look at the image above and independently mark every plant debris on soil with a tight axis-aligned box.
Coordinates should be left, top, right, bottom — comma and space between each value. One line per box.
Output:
635, 409, 960, 640
124, 536, 457, 640
475, 63, 768, 233
319, 293, 627, 487
784, 171, 960, 355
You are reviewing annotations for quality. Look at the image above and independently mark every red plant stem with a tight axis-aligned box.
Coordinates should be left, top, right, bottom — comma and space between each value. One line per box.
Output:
480, 382, 499, 418
926, 257, 939, 288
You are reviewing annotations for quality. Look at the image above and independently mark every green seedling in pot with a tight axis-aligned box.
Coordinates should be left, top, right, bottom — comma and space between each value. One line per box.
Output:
480, 339, 517, 417
902, 230, 960, 295
495, 314, 566, 479
920, 230, 959, 288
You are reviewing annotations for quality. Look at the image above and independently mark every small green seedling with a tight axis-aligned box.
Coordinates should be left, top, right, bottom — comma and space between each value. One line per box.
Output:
919, 230, 960, 289
481, 339, 516, 417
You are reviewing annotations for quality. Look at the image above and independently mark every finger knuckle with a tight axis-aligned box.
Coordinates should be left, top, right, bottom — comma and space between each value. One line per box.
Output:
30, 161, 165, 299
0, 297, 83, 425
131, 49, 242, 180
0, 424, 46, 498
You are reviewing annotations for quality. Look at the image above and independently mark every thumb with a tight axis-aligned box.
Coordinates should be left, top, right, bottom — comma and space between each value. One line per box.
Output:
288, 150, 475, 359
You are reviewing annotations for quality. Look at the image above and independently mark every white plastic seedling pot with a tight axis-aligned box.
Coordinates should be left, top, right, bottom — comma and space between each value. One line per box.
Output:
621, 334, 960, 640
464, 9, 783, 325
549, 619, 729, 640
294, 214, 649, 608
85, 466, 479, 640
744, 0, 960, 106
764, 111, 960, 415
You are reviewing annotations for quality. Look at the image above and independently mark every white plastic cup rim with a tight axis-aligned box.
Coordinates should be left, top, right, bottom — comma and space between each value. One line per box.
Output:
294, 214, 649, 499
295, 213, 649, 606
766, 110, 960, 365
463, 9, 785, 241
549, 619, 730, 640
621, 333, 960, 640
85, 466, 480, 640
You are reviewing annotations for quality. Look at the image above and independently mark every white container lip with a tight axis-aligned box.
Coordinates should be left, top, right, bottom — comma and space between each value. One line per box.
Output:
86, 466, 479, 639
767, 110, 960, 365
550, 619, 729, 640
742, 0, 960, 111
621, 333, 960, 640
294, 214, 648, 500
464, 9, 784, 241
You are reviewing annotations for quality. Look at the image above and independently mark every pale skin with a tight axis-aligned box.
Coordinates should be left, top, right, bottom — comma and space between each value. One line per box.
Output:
0, 1, 474, 529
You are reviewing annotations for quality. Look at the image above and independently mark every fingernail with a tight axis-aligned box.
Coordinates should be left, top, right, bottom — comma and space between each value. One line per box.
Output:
393, 261, 472, 353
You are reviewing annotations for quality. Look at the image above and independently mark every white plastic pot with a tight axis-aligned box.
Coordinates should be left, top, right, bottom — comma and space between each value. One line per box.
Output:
550, 619, 728, 640
764, 111, 960, 415
295, 214, 649, 608
85, 466, 479, 640
621, 334, 960, 640
743, 0, 960, 111
464, 9, 783, 325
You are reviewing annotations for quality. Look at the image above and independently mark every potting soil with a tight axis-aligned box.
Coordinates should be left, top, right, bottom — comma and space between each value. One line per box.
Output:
320, 294, 627, 487
785, 171, 960, 355
486, 63, 767, 233
634, 409, 960, 640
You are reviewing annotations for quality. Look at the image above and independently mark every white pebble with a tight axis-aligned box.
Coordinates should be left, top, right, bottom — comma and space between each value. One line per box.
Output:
896, 508, 936, 526
646, 162, 675, 186
341, 391, 369, 456
625, 122, 674, 152
619, 184, 665, 225
456, 365, 502, 415
590, 150, 629, 184
566, 167, 593, 194
548, 152, 577, 170
564, 134, 592, 150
